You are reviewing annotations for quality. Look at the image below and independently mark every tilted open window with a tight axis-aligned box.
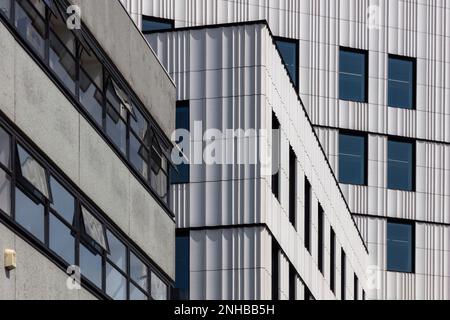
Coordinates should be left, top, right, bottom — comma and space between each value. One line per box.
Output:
17, 144, 50, 200
81, 206, 108, 251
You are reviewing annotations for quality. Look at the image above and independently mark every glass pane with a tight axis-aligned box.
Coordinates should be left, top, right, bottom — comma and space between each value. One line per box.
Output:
0, 0, 10, 20
79, 69, 103, 125
106, 263, 127, 300
130, 252, 148, 290
17, 144, 49, 198
142, 17, 173, 32
81, 206, 107, 250
339, 133, 366, 185
15, 0, 46, 58
50, 176, 74, 224
15, 187, 44, 242
150, 162, 168, 203
130, 133, 148, 178
49, 214, 75, 264
387, 221, 413, 272
0, 169, 11, 215
0, 126, 10, 168
388, 140, 413, 191
175, 235, 189, 300
388, 80, 413, 109
151, 272, 167, 300
339, 49, 366, 102
275, 40, 298, 87
130, 284, 147, 300
49, 31, 76, 95
80, 244, 102, 288
106, 230, 126, 272
389, 57, 413, 82
130, 106, 148, 139
106, 103, 127, 155
49, 10, 76, 54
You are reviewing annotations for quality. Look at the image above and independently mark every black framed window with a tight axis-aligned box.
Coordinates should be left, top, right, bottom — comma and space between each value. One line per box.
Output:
274, 37, 299, 89
142, 16, 174, 33
171, 101, 190, 184
339, 132, 367, 185
304, 177, 311, 253
0, 0, 173, 213
330, 227, 335, 294
318, 204, 324, 274
289, 146, 297, 229
271, 112, 280, 201
0, 119, 171, 300
354, 274, 358, 300
341, 249, 346, 300
339, 48, 367, 102
388, 55, 415, 109
387, 138, 415, 191
174, 231, 190, 300
387, 219, 414, 273
272, 241, 279, 300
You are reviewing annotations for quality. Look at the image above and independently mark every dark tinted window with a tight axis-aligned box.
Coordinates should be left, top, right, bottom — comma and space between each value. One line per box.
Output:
304, 177, 311, 252
171, 102, 190, 184
388, 56, 415, 109
339, 48, 367, 102
354, 274, 358, 300
339, 132, 366, 185
289, 265, 296, 300
174, 234, 190, 300
330, 228, 336, 294
142, 16, 174, 33
388, 139, 414, 191
289, 146, 297, 229
275, 38, 298, 88
387, 220, 414, 273
341, 249, 346, 300
272, 113, 280, 201
318, 205, 324, 274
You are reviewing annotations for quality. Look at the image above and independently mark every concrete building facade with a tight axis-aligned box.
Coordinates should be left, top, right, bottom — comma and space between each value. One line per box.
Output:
0, 0, 175, 299
122, 0, 450, 300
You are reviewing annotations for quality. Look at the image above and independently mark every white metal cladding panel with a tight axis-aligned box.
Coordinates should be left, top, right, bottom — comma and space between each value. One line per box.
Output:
189, 226, 272, 300
152, 24, 368, 298
124, 0, 450, 143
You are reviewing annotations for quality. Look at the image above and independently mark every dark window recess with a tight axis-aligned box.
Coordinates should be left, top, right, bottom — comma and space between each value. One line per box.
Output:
339, 132, 367, 185
272, 241, 279, 300
387, 138, 415, 191
304, 177, 311, 252
363, 290, 366, 300
354, 274, 358, 300
171, 101, 190, 184
274, 37, 299, 89
388, 55, 415, 109
271, 112, 280, 201
289, 146, 297, 229
330, 228, 336, 294
0, 0, 173, 212
318, 205, 324, 274
341, 249, 346, 300
289, 265, 296, 300
304, 287, 315, 300
0, 120, 170, 300
387, 219, 414, 273
174, 232, 190, 300
339, 48, 367, 102
142, 16, 174, 33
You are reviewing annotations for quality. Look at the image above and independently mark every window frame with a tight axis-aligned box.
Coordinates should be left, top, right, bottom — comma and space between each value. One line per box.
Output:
386, 218, 415, 274
338, 130, 368, 186
339, 47, 368, 103
274, 36, 299, 91
387, 54, 416, 110
387, 136, 416, 192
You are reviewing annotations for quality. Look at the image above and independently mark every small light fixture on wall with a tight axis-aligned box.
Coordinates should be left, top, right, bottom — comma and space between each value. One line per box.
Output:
4, 249, 16, 270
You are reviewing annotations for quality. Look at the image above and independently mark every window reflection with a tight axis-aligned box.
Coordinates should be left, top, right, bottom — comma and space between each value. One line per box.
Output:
0, 0, 10, 18
80, 50, 103, 125
130, 252, 148, 290
49, 213, 75, 264
106, 263, 127, 300
17, 144, 49, 198
15, 0, 46, 58
107, 230, 126, 272
50, 176, 75, 224
15, 187, 45, 242
0, 126, 10, 168
151, 272, 168, 300
80, 244, 102, 288
0, 169, 11, 216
